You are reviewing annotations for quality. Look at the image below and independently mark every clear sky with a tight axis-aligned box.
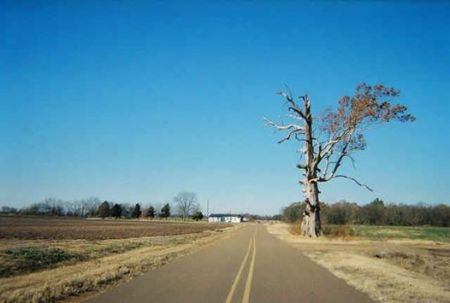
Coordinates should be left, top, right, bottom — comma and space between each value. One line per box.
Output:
1, 1, 449, 215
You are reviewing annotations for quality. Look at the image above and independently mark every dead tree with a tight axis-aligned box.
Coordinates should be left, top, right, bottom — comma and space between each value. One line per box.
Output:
266, 83, 415, 237
174, 191, 198, 220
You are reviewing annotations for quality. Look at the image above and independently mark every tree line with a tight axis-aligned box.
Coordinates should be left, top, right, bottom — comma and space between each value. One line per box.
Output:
0, 191, 205, 221
282, 198, 449, 227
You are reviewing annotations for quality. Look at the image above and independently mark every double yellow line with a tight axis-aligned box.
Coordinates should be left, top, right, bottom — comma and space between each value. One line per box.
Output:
225, 229, 257, 303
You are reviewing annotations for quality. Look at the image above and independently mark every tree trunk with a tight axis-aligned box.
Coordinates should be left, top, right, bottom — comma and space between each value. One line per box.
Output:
301, 181, 322, 237
299, 95, 322, 238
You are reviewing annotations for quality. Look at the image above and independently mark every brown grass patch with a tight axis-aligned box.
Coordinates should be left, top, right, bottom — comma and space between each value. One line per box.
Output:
288, 222, 359, 239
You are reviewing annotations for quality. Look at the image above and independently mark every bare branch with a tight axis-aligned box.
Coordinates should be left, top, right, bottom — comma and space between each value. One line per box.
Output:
263, 117, 304, 132
330, 175, 373, 192
288, 106, 307, 120
327, 142, 349, 178
296, 164, 308, 170
264, 117, 305, 144
277, 90, 307, 120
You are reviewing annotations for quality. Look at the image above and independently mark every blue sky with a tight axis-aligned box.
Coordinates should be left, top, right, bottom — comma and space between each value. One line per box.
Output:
1, 1, 449, 214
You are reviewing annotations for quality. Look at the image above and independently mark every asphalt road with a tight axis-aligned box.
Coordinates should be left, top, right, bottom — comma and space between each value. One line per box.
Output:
86, 224, 374, 303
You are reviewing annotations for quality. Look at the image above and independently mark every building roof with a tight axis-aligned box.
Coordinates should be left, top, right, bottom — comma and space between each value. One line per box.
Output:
208, 214, 243, 218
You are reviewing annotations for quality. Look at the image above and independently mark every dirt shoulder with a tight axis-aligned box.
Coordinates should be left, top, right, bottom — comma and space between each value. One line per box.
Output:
266, 222, 450, 303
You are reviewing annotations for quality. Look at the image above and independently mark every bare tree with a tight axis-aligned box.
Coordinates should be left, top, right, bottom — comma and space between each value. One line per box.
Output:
174, 191, 198, 220
266, 83, 415, 237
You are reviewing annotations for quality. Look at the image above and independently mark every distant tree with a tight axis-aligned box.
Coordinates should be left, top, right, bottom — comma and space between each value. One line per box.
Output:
118, 204, 132, 218
272, 214, 282, 221
111, 203, 122, 219
145, 206, 155, 219
192, 211, 204, 221
430, 204, 450, 227
45, 198, 63, 215
323, 200, 359, 225
160, 203, 171, 219
361, 198, 385, 225
0, 206, 18, 214
97, 201, 110, 219
282, 202, 305, 223
174, 191, 198, 220
132, 203, 142, 218
82, 197, 101, 217
266, 84, 414, 237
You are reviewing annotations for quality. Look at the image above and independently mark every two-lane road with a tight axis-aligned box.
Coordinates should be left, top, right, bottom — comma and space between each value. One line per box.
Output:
86, 224, 373, 303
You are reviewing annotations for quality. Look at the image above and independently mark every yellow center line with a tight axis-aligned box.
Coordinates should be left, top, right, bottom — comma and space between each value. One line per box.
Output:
242, 229, 257, 303
225, 236, 253, 303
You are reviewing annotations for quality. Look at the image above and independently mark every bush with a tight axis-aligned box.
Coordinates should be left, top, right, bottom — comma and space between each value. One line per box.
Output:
192, 211, 204, 221
322, 225, 358, 238
282, 202, 305, 223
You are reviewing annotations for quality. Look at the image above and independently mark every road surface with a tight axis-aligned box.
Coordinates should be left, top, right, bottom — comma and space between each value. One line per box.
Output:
86, 224, 374, 303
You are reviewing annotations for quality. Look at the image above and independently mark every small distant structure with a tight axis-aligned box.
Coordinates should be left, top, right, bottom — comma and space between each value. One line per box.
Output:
208, 214, 243, 223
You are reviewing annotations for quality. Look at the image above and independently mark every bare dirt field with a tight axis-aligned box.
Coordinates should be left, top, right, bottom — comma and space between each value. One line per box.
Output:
0, 216, 226, 240
267, 222, 450, 303
0, 216, 233, 303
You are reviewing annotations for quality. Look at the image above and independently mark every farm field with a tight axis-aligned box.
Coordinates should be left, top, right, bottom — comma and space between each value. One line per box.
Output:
0, 216, 226, 240
268, 222, 450, 303
0, 216, 233, 303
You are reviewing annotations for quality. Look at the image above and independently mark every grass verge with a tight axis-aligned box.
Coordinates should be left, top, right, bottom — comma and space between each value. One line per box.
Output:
0, 247, 85, 278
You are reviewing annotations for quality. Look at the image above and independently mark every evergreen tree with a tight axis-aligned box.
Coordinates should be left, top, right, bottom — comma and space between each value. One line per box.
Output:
132, 203, 142, 218
146, 206, 155, 219
160, 203, 171, 218
111, 203, 122, 219
97, 201, 110, 219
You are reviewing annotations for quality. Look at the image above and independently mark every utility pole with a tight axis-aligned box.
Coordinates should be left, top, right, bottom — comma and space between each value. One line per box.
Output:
206, 200, 210, 217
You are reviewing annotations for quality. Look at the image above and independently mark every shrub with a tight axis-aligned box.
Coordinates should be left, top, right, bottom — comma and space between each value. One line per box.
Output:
192, 211, 204, 221
322, 225, 358, 238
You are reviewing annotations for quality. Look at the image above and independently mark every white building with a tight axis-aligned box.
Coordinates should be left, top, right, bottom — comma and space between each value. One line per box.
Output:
208, 214, 243, 223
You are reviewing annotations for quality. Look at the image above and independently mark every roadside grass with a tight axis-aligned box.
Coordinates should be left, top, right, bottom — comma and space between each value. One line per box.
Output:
354, 225, 450, 242
0, 247, 86, 278
289, 222, 450, 242
0, 231, 230, 278
289, 223, 359, 239
0, 240, 155, 278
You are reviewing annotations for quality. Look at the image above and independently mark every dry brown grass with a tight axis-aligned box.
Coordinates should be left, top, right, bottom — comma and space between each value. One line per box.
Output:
267, 222, 450, 303
0, 216, 235, 303
289, 222, 359, 239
